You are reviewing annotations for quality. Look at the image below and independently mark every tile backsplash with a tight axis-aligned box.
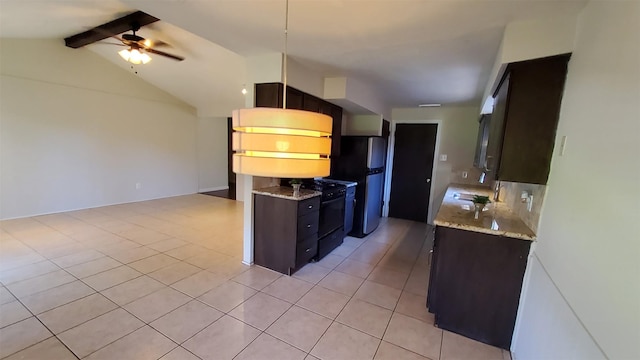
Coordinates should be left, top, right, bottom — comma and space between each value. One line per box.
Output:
498, 181, 546, 234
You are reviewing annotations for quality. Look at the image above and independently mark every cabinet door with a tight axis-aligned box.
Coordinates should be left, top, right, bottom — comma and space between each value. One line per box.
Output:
431, 226, 531, 349
255, 83, 283, 108
286, 87, 304, 110
473, 115, 491, 168
486, 74, 509, 178
498, 55, 569, 184
302, 94, 321, 112
427, 227, 440, 312
253, 195, 297, 274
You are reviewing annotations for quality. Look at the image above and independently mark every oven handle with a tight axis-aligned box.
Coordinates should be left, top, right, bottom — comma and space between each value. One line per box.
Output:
321, 196, 345, 207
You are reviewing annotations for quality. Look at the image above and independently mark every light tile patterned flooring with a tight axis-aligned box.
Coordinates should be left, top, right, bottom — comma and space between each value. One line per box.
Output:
0, 194, 511, 360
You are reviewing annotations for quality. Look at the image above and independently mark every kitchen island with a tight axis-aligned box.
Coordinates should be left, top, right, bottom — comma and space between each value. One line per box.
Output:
428, 184, 535, 350
252, 187, 321, 275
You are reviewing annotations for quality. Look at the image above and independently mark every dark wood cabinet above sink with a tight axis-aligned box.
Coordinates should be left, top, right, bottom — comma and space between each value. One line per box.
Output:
478, 54, 571, 185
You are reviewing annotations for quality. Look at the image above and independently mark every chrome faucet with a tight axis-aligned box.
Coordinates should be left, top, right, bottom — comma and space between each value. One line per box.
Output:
493, 181, 502, 201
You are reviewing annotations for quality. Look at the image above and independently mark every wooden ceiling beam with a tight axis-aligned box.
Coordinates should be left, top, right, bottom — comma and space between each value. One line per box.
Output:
64, 11, 159, 49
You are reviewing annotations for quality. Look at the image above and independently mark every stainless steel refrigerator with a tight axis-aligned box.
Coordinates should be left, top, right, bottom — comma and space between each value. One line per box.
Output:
329, 136, 386, 237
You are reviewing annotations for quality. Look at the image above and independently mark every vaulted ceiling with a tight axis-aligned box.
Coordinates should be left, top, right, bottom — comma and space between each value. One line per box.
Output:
0, 0, 587, 116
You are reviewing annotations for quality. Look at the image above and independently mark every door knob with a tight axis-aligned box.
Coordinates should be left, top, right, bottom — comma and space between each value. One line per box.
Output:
426, 179, 431, 183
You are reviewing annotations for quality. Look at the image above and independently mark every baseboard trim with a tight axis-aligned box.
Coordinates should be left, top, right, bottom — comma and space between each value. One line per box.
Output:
198, 186, 229, 193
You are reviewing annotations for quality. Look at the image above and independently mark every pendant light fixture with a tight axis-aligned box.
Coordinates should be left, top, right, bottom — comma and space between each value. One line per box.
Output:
232, 0, 332, 178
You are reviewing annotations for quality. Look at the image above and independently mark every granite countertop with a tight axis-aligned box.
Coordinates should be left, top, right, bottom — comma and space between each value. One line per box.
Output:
434, 184, 536, 241
252, 186, 322, 201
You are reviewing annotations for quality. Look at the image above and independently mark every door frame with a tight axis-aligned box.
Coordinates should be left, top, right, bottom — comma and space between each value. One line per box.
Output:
383, 120, 442, 224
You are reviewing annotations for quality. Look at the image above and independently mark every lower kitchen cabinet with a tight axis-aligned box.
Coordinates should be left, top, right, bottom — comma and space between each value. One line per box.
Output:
427, 226, 531, 350
253, 194, 320, 275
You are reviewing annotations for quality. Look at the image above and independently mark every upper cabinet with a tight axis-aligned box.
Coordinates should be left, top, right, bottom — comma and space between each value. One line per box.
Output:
255, 83, 342, 157
473, 114, 491, 169
479, 54, 570, 185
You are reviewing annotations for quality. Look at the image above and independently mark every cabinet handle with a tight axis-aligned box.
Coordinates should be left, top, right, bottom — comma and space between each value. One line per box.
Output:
306, 224, 311, 228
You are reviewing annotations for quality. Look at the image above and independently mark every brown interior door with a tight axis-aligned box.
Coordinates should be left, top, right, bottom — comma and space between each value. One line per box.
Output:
388, 123, 437, 222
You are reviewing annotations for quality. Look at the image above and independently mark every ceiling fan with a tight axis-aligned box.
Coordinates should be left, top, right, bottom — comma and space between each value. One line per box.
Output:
64, 11, 184, 64
108, 22, 184, 64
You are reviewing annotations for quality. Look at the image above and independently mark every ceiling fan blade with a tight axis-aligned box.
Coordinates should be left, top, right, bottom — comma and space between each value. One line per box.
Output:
144, 39, 170, 48
101, 42, 127, 47
146, 48, 184, 61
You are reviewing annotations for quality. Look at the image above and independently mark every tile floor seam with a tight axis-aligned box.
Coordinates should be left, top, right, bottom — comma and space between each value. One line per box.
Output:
306, 318, 337, 358
81, 325, 179, 360
81, 272, 146, 294
64, 255, 125, 279
60, 314, 149, 359
0, 261, 65, 287
95, 249, 157, 264
5, 271, 86, 304
0, 286, 82, 360
226, 291, 295, 330
178, 313, 263, 353
162, 291, 255, 346
29, 289, 102, 316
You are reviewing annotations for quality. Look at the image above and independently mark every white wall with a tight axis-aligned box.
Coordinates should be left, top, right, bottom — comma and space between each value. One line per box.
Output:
324, 76, 391, 119
197, 117, 229, 192
512, 2, 640, 359
481, 13, 578, 112
344, 114, 383, 136
0, 39, 199, 219
389, 106, 482, 224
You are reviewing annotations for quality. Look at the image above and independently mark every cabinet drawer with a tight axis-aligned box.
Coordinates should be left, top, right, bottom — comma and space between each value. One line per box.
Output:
296, 235, 318, 269
298, 197, 320, 217
297, 211, 319, 240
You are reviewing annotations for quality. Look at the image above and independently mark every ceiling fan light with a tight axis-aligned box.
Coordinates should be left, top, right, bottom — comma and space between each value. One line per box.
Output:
128, 49, 143, 64
118, 48, 151, 65
140, 52, 152, 64
118, 49, 131, 61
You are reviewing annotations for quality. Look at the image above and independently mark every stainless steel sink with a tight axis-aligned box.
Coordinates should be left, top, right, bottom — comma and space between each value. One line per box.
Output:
453, 192, 479, 201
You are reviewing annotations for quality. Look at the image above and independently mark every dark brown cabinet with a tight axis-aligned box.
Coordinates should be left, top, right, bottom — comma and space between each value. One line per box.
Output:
254, 82, 342, 157
473, 114, 491, 169
427, 226, 531, 350
480, 54, 570, 184
253, 194, 320, 275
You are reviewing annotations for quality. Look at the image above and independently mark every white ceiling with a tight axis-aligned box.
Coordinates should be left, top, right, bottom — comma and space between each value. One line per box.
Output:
0, 0, 587, 116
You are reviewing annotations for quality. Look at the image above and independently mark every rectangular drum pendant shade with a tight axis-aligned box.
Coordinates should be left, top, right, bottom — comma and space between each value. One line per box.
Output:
232, 107, 333, 178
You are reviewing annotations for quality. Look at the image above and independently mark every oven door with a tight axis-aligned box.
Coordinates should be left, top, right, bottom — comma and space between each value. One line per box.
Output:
318, 196, 345, 239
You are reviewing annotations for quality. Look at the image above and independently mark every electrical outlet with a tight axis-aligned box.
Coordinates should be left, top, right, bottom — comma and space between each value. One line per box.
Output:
135, 182, 142, 190
439, 154, 447, 161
